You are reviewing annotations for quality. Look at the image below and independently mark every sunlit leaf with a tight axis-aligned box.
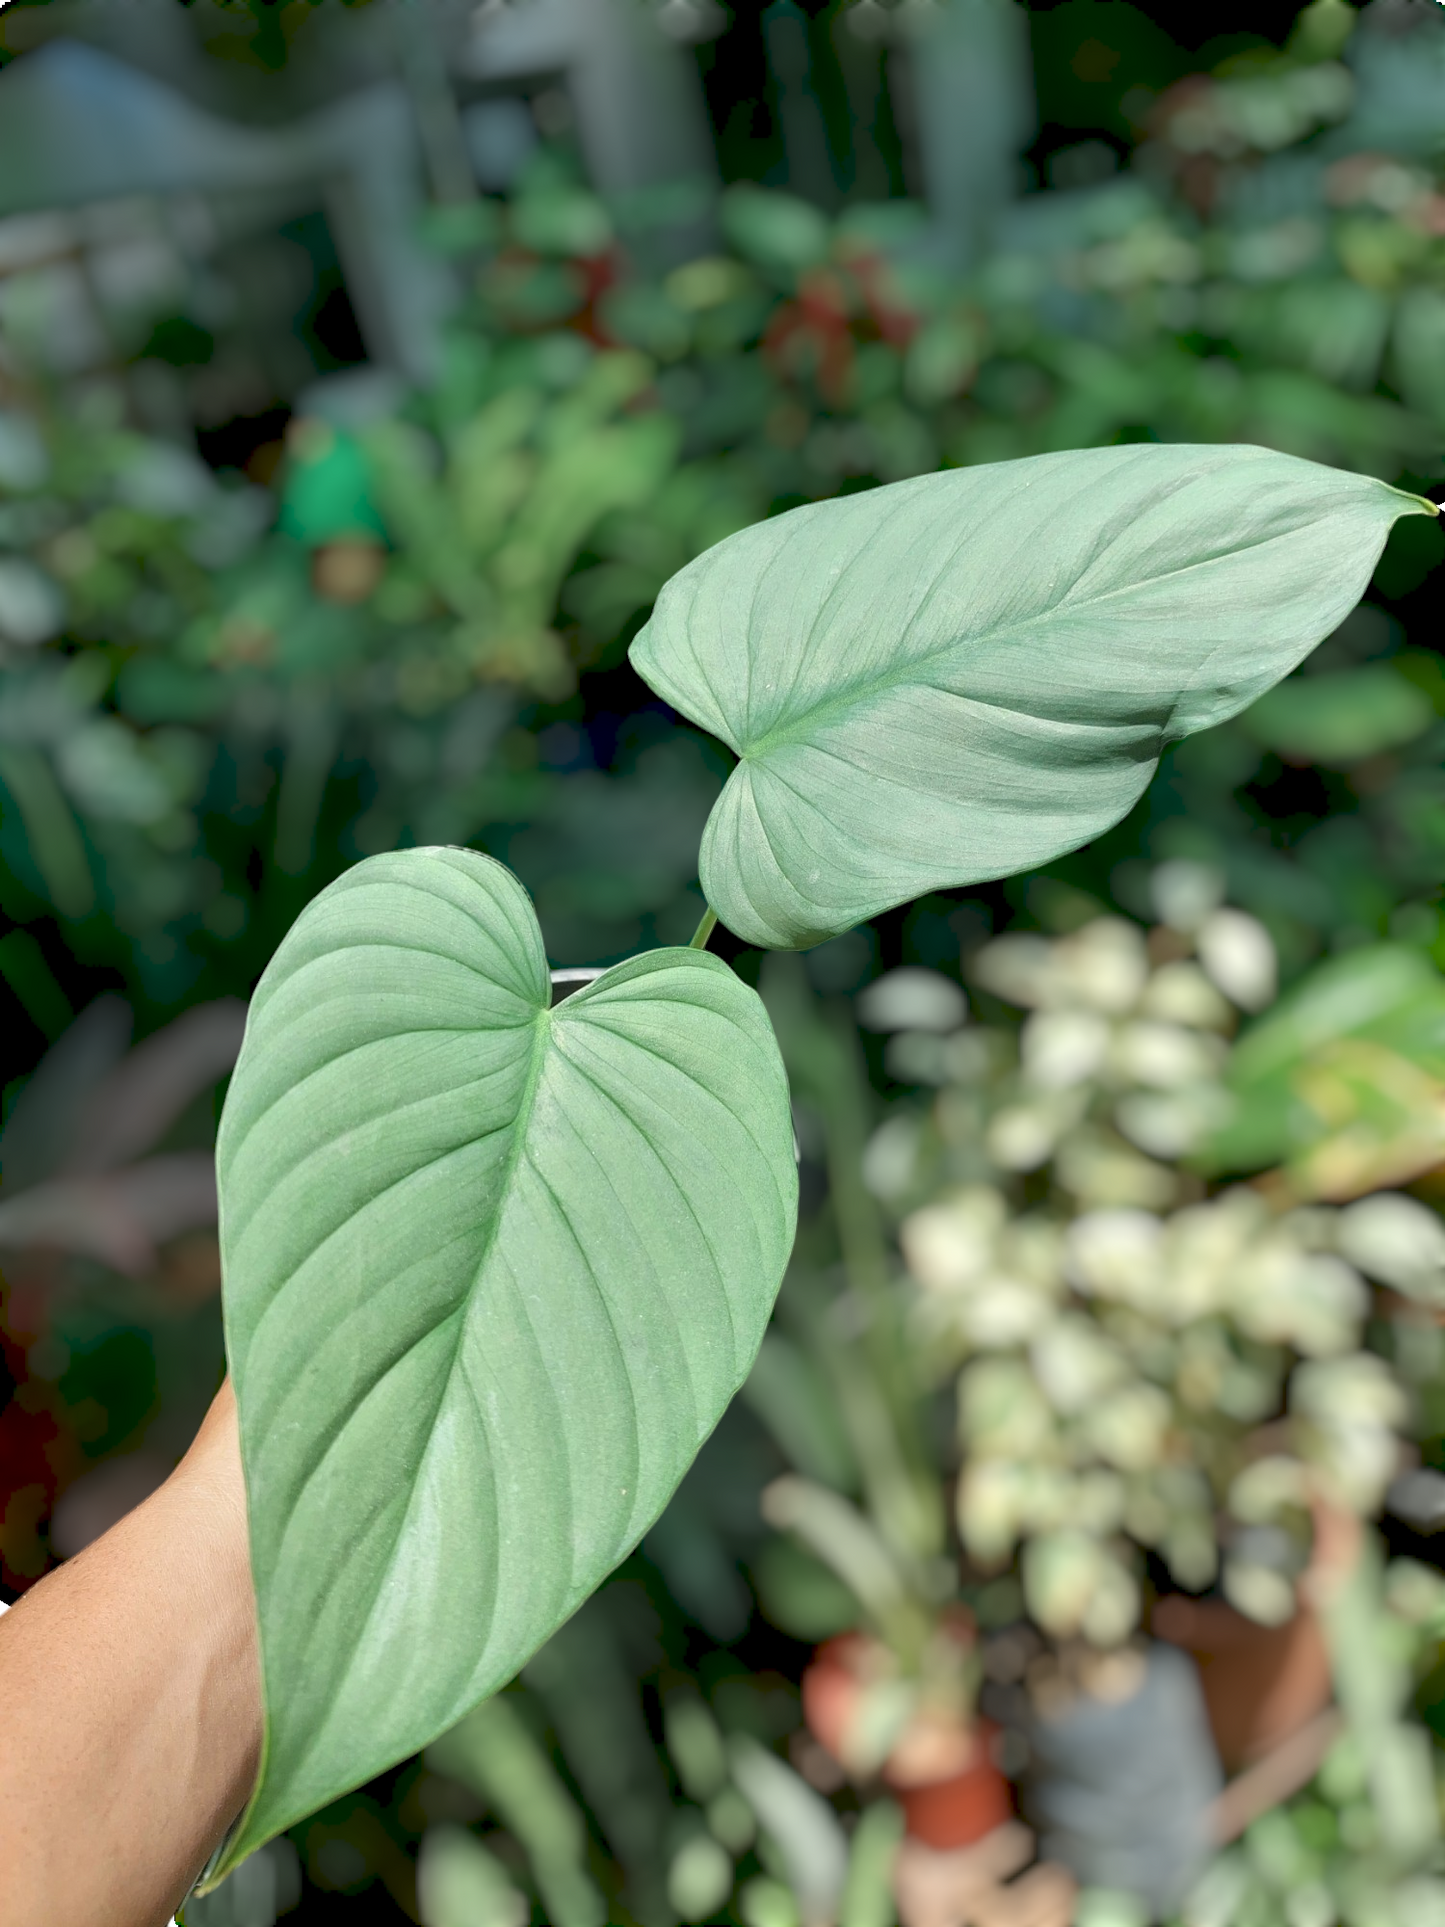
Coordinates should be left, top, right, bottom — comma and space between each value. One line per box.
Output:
211, 848, 796, 1875
1202, 942, 1445, 1188
632, 445, 1433, 949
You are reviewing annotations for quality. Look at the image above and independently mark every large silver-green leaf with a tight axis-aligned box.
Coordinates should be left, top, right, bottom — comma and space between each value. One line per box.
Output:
631, 445, 1434, 949
210, 848, 796, 1876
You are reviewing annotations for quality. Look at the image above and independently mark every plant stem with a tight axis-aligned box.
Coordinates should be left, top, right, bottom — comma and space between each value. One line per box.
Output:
761, 955, 946, 1570
688, 907, 718, 951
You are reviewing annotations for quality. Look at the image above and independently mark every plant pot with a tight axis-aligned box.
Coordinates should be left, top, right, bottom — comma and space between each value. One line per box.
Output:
801, 1631, 1013, 1850
801, 1632, 876, 1767
886, 1728, 1015, 1851
1152, 1497, 1360, 1775
1022, 1642, 1220, 1919
1151, 1594, 1332, 1776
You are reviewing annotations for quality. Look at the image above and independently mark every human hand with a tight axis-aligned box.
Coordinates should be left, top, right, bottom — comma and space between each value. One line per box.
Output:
0, 1379, 262, 1927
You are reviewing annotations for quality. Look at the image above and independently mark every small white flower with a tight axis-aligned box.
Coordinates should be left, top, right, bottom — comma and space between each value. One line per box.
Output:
987, 1103, 1064, 1172
1067, 1206, 1163, 1303
1021, 1008, 1111, 1088
1337, 1192, 1445, 1302
1138, 959, 1235, 1031
1054, 918, 1150, 1014
1151, 858, 1225, 933
861, 1114, 921, 1199
901, 1187, 1006, 1291
1113, 1019, 1223, 1090
857, 966, 968, 1034
1197, 908, 1277, 1011
1032, 1314, 1129, 1414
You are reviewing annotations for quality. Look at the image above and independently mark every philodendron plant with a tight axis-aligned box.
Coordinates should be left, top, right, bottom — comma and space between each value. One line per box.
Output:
203, 444, 1434, 1884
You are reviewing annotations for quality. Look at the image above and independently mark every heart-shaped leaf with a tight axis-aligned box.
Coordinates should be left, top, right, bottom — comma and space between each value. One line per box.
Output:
631, 445, 1435, 950
211, 848, 796, 1875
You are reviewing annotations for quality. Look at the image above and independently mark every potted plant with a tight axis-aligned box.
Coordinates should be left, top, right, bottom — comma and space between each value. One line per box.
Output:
187, 443, 1429, 1895
856, 873, 1445, 1908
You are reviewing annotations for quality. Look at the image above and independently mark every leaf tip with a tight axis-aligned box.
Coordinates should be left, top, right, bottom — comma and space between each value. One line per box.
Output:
1391, 485, 1440, 519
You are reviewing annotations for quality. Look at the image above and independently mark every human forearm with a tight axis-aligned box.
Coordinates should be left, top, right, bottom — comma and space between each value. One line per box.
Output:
0, 1382, 262, 1927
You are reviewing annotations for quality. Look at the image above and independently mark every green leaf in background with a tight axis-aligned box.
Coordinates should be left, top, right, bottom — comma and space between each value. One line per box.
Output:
720, 185, 831, 276
1202, 942, 1445, 1182
0, 743, 95, 922
631, 446, 1434, 950
417, 1824, 528, 1927
840, 1800, 905, 1927
1242, 663, 1436, 766
210, 848, 797, 1877
427, 1697, 603, 1927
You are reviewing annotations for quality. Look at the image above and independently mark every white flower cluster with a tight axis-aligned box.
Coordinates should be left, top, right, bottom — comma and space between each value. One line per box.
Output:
867, 880, 1276, 1216
904, 1173, 1438, 1641
972, 895, 1273, 1193
868, 874, 1445, 1645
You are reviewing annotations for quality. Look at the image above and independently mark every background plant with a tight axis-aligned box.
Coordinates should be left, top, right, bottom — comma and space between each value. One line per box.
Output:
8, 4, 1445, 1924
195, 429, 1425, 1890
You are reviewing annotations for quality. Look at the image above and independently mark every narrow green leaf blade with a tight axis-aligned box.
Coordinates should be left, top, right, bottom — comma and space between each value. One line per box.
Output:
213, 848, 796, 1873
631, 445, 1434, 949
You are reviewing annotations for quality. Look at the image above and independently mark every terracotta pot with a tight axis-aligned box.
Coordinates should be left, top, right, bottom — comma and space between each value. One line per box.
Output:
1152, 1498, 1359, 1775
800, 1632, 874, 1766
1152, 1595, 1331, 1775
801, 1631, 1013, 1850
888, 1725, 1015, 1851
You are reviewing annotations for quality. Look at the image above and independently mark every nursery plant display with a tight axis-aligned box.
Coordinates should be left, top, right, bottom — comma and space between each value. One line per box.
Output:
1165, 1549, 1445, 1927
199, 442, 1430, 1885
746, 873, 1445, 1922
890, 897, 1440, 1653
8, 7, 1445, 1923
11, 7, 1445, 1026
0, 341, 712, 1015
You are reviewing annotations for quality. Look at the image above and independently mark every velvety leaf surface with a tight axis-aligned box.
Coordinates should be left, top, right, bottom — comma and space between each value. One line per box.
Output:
631, 445, 1434, 949
212, 849, 796, 1873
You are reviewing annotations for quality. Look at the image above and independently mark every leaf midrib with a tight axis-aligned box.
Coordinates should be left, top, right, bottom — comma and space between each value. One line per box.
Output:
276, 999, 555, 1801
738, 518, 1307, 763
456, 1003, 552, 1323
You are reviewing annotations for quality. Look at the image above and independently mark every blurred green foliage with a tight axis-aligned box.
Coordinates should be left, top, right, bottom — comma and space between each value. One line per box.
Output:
11, 4, 1445, 1923
11, 42, 1445, 1025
